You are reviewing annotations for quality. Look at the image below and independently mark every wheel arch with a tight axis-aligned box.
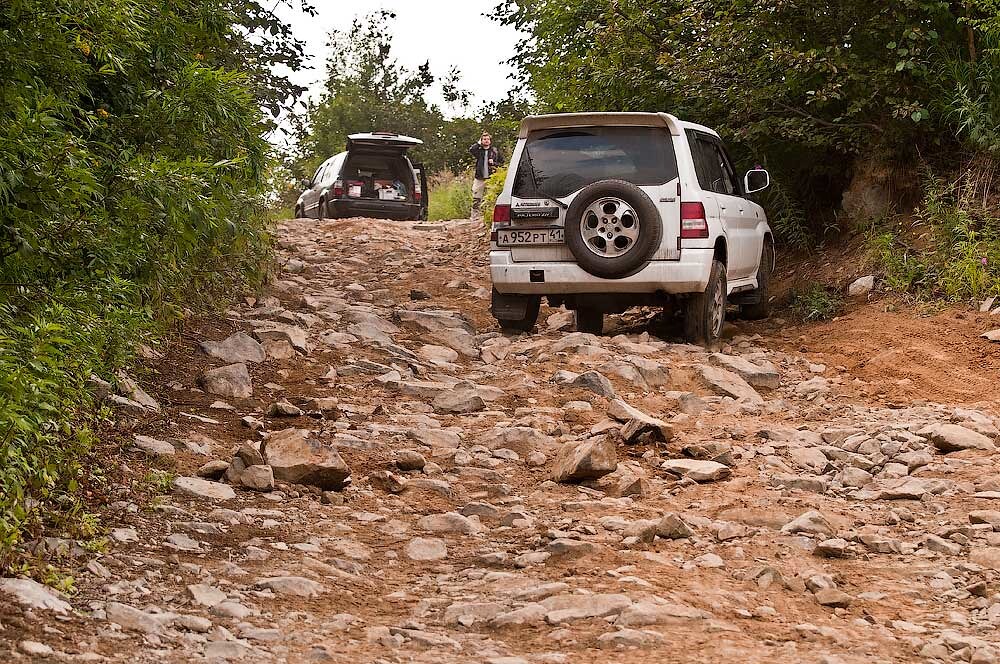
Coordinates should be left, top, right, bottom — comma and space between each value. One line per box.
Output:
762, 231, 775, 271
713, 236, 728, 266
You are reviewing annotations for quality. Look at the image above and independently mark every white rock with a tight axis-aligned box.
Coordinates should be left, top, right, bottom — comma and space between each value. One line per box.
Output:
256, 576, 324, 597
660, 459, 731, 482
848, 275, 875, 296
173, 476, 236, 501
199, 363, 253, 398
132, 435, 175, 458
200, 332, 265, 364
0, 578, 71, 613
405, 537, 448, 561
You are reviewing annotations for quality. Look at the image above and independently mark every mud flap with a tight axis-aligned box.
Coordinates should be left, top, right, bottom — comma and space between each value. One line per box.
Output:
491, 292, 533, 321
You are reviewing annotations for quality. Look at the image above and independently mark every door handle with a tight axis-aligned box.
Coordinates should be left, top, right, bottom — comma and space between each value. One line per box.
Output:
719, 204, 726, 210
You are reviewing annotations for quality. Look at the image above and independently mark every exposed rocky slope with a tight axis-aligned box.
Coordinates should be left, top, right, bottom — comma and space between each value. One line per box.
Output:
3, 217, 1000, 664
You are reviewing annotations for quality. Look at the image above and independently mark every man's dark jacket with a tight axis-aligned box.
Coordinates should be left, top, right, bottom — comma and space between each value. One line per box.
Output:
469, 143, 504, 179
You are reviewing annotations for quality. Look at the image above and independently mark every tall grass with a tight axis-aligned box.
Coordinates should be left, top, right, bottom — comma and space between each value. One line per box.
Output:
427, 172, 472, 221
937, 37, 1000, 156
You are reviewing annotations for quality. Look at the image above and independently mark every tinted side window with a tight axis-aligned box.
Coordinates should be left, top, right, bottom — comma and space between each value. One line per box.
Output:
712, 140, 740, 196
687, 132, 716, 192
687, 131, 739, 196
688, 132, 726, 194
312, 164, 325, 186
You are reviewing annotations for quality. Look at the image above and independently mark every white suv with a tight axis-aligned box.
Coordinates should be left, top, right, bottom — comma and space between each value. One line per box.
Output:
489, 112, 774, 343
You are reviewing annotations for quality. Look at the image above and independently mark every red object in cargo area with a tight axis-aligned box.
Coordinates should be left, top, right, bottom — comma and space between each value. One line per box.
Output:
680, 202, 709, 239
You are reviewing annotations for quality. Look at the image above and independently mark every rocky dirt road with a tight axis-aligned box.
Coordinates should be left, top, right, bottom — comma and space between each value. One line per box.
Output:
4, 217, 1000, 663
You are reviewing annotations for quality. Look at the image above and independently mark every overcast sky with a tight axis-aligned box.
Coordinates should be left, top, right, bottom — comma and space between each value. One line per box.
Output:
271, 0, 525, 143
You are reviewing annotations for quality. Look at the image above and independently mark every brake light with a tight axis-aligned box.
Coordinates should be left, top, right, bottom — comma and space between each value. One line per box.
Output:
332, 180, 344, 197
680, 202, 709, 239
414, 190, 422, 202
493, 204, 511, 224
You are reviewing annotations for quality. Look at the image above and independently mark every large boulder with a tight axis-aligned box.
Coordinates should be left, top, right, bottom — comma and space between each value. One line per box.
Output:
433, 385, 485, 414
553, 437, 617, 483
264, 428, 350, 490
200, 332, 265, 364
608, 399, 674, 443
199, 363, 252, 399
920, 423, 995, 453
694, 365, 763, 404
482, 426, 556, 456
395, 309, 478, 357
252, 324, 310, 354
571, 371, 616, 399
710, 353, 779, 389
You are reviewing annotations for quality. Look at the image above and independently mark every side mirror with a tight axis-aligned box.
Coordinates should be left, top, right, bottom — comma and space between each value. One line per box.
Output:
300, 178, 312, 190
744, 169, 770, 194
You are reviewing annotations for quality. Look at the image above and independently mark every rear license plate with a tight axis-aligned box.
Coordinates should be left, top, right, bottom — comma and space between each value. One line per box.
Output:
496, 227, 564, 246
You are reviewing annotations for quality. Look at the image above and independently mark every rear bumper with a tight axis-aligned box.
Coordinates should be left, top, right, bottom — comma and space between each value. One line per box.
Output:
330, 199, 421, 220
490, 249, 714, 295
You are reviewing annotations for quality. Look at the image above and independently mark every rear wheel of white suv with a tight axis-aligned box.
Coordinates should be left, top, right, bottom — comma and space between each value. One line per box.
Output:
684, 260, 727, 344
491, 289, 540, 333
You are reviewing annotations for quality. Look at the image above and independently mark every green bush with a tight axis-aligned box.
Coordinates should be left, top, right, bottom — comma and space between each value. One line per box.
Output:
869, 167, 1000, 301
0, 0, 300, 570
790, 285, 842, 321
428, 172, 473, 221
483, 167, 509, 225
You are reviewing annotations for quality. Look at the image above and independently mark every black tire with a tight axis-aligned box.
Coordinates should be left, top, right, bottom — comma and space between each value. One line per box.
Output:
575, 308, 604, 335
564, 180, 662, 279
317, 197, 327, 220
491, 289, 540, 333
294, 205, 303, 219
684, 260, 728, 344
741, 240, 773, 320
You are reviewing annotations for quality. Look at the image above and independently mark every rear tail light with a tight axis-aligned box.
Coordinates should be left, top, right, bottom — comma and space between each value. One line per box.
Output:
493, 204, 511, 224
680, 202, 709, 239
414, 190, 422, 202
332, 180, 344, 197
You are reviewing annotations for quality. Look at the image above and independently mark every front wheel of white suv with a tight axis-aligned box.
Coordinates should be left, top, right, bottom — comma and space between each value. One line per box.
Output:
740, 240, 773, 320
684, 260, 727, 345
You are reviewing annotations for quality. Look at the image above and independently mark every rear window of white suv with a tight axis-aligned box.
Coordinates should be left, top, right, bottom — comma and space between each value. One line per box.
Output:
512, 126, 678, 199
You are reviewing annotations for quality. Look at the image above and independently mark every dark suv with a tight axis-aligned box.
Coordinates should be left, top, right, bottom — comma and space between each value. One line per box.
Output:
295, 132, 428, 221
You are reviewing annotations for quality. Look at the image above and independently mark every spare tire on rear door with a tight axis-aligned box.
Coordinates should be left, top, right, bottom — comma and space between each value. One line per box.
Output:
564, 179, 662, 279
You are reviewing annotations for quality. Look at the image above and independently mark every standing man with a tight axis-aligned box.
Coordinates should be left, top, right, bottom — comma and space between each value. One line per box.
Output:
469, 131, 503, 222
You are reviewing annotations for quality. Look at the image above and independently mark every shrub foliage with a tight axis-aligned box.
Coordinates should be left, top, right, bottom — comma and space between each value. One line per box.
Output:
0, 0, 305, 568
